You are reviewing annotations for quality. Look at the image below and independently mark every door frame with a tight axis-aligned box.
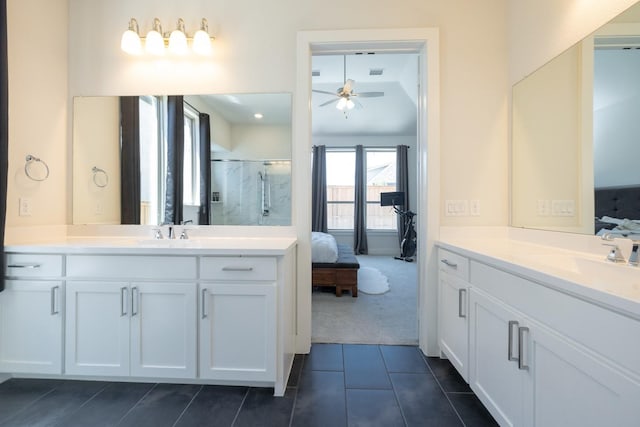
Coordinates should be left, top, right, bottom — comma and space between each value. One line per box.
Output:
294, 28, 441, 356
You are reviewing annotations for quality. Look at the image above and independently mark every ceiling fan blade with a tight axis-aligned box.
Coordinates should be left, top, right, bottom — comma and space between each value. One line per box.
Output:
312, 89, 339, 96
354, 91, 384, 98
319, 99, 337, 107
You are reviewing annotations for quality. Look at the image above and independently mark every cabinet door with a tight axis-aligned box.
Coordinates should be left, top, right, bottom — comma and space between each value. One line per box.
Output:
438, 271, 469, 381
65, 281, 130, 376
0, 280, 63, 374
469, 288, 526, 427
130, 282, 197, 378
523, 322, 640, 427
200, 283, 277, 382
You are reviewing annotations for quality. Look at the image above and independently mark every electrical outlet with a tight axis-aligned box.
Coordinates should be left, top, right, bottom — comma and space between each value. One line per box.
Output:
19, 197, 32, 216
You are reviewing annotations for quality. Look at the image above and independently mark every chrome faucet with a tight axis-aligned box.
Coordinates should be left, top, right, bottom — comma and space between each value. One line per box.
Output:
629, 242, 639, 266
179, 220, 193, 239
152, 228, 163, 240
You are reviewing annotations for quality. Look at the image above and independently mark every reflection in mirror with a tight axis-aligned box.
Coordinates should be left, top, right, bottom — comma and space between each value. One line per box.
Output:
511, 1, 640, 235
73, 93, 292, 226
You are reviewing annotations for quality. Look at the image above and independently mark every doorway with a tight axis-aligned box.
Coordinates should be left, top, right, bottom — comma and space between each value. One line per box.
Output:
294, 28, 441, 356
310, 52, 420, 345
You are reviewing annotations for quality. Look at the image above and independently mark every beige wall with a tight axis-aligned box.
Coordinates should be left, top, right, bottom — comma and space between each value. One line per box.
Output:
6, 0, 68, 226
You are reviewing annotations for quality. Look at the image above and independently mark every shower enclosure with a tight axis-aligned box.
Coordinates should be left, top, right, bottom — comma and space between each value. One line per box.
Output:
210, 160, 292, 226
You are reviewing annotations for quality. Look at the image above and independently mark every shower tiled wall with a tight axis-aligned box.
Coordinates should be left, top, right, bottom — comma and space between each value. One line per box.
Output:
210, 160, 292, 226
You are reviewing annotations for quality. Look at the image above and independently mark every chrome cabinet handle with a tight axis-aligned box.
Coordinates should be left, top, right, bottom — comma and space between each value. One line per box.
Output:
7, 263, 41, 269
221, 267, 253, 272
50, 286, 60, 315
120, 287, 128, 316
440, 259, 458, 269
518, 327, 529, 370
508, 320, 519, 362
458, 288, 466, 318
201, 288, 208, 319
131, 287, 139, 316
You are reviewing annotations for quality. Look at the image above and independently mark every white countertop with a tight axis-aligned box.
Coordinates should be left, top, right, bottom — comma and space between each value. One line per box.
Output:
437, 236, 640, 319
5, 236, 297, 256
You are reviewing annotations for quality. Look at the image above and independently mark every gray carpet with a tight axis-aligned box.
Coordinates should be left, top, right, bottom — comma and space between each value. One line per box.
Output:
312, 255, 418, 345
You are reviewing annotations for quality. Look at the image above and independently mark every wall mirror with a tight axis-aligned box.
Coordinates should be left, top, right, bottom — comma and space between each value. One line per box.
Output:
511, 1, 640, 236
72, 93, 292, 226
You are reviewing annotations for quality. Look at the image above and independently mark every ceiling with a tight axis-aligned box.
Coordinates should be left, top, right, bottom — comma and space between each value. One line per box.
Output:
312, 53, 418, 137
198, 93, 292, 126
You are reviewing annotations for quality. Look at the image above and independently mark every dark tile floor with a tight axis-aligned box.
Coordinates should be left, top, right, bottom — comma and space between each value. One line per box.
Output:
0, 344, 497, 427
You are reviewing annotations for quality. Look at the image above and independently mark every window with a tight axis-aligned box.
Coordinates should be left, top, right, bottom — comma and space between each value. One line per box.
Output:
183, 103, 200, 206
366, 149, 397, 230
139, 96, 165, 225
325, 148, 397, 230
326, 150, 355, 229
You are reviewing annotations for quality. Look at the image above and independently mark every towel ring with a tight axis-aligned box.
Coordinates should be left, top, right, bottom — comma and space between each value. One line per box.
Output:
92, 166, 109, 188
25, 155, 50, 182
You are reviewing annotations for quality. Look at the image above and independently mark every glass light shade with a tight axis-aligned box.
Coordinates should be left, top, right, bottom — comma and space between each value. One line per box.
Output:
121, 30, 142, 55
346, 99, 355, 110
169, 30, 188, 55
336, 97, 347, 110
192, 30, 212, 55
145, 30, 165, 55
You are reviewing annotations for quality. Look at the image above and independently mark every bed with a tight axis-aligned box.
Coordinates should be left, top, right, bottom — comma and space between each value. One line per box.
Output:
311, 232, 359, 297
594, 185, 640, 235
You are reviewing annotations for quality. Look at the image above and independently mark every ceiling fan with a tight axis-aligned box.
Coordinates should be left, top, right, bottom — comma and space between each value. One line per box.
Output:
313, 55, 384, 110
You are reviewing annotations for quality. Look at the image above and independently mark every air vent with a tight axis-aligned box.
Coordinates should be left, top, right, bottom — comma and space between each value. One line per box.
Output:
369, 68, 384, 76
311, 70, 320, 77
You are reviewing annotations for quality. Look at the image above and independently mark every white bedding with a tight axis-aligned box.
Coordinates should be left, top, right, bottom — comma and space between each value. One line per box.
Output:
596, 216, 640, 236
311, 232, 339, 263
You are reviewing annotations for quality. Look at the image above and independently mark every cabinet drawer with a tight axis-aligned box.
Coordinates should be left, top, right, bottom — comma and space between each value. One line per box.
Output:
438, 248, 469, 281
66, 255, 197, 280
5, 254, 63, 278
200, 257, 277, 281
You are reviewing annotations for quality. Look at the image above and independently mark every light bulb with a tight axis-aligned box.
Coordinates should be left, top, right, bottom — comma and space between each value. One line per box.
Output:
169, 19, 188, 55
192, 18, 212, 55
145, 18, 164, 56
336, 97, 347, 110
121, 18, 142, 55
346, 99, 355, 110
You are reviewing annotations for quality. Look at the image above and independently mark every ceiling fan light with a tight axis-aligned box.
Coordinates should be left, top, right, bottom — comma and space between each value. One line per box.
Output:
346, 99, 355, 110
336, 97, 347, 110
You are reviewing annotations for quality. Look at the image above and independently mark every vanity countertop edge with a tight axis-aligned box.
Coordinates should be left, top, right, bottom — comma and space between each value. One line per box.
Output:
436, 238, 640, 320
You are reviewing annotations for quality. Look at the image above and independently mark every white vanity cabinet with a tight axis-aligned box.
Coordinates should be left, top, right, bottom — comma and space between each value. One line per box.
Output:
0, 254, 63, 374
199, 257, 277, 383
65, 255, 198, 379
437, 249, 471, 381
467, 258, 640, 427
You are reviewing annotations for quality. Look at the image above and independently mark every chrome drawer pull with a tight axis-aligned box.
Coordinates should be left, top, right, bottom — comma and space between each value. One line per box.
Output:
458, 288, 467, 318
221, 267, 254, 272
508, 320, 519, 362
120, 287, 128, 317
131, 287, 139, 316
518, 327, 530, 370
8, 263, 41, 269
440, 259, 458, 268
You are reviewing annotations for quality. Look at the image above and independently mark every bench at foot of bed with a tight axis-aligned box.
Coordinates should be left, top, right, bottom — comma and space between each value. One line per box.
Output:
312, 244, 360, 297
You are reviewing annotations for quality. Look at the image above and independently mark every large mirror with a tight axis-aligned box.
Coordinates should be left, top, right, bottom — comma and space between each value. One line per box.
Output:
73, 93, 292, 226
512, 2, 640, 236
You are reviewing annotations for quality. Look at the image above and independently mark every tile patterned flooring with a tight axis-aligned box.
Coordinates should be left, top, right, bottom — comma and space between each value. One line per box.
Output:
0, 344, 497, 426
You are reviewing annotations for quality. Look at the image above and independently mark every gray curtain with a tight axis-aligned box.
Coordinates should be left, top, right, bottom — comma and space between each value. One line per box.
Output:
0, 0, 7, 292
164, 96, 185, 225
311, 145, 328, 233
354, 145, 368, 254
396, 145, 410, 245
119, 96, 141, 224
198, 113, 211, 225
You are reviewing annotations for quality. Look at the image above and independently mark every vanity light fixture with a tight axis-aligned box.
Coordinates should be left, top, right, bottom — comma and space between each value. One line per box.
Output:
121, 17, 215, 56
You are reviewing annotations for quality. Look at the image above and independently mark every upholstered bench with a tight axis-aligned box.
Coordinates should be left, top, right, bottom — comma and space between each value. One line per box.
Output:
312, 244, 360, 297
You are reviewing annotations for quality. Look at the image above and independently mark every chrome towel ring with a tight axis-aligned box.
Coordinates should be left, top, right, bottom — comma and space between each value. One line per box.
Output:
25, 155, 50, 181
92, 166, 109, 188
